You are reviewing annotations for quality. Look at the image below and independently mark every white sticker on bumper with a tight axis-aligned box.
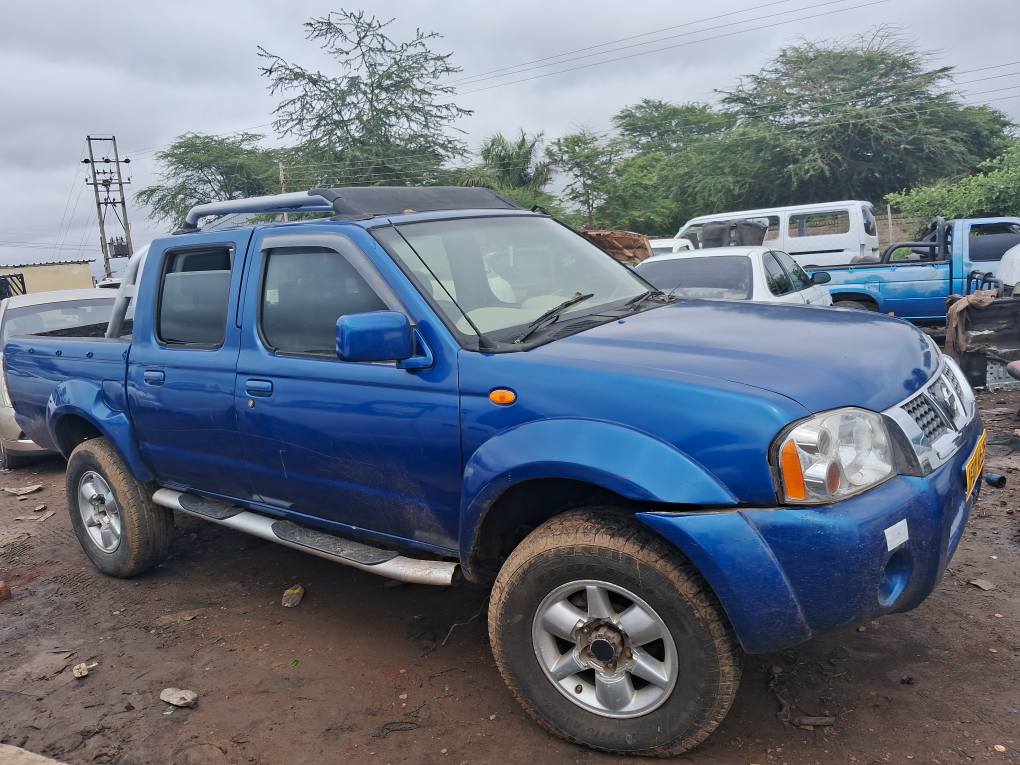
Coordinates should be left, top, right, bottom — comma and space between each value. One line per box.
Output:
884, 519, 909, 551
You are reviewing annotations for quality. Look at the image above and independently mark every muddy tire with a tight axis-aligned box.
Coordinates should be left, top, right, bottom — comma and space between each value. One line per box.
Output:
66, 437, 173, 577
834, 299, 877, 311
488, 509, 741, 757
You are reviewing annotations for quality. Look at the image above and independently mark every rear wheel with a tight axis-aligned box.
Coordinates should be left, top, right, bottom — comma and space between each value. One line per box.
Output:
0, 442, 31, 470
834, 299, 877, 311
66, 438, 174, 577
488, 509, 741, 756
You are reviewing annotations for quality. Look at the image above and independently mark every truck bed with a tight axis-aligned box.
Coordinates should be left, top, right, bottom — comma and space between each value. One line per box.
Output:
4, 336, 129, 452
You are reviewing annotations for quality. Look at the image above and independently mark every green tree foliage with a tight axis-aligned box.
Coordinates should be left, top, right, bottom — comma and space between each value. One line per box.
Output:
467, 130, 553, 192
258, 10, 470, 187
887, 142, 1020, 219
712, 29, 1011, 206
136, 133, 280, 225
613, 99, 732, 152
555, 29, 1013, 232
546, 130, 622, 227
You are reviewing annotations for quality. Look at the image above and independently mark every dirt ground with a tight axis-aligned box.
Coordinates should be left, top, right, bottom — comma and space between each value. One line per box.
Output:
1, 393, 1018, 765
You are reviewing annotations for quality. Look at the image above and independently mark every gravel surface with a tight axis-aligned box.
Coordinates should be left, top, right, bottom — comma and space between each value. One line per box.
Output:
1, 391, 1017, 764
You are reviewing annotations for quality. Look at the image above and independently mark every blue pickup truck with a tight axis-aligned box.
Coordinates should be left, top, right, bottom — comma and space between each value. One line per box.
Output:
3, 187, 986, 756
814, 216, 1020, 320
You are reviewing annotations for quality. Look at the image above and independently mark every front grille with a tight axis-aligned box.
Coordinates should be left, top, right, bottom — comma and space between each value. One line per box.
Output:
903, 394, 949, 442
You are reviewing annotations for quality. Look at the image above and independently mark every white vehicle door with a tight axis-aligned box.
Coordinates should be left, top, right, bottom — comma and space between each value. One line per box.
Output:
774, 250, 831, 305
761, 252, 806, 303
785, 207, 855, 267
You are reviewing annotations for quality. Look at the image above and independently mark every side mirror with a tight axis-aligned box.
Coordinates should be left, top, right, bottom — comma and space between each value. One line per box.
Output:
336, 311, 414, 363
811, 271, 832, 285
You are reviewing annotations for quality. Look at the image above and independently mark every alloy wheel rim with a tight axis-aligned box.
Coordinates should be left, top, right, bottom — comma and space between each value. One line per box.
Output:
531, 579, 678, 719
77, 471, 122, 553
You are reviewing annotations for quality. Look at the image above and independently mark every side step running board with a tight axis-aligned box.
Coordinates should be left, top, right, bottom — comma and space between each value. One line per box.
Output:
152, 489, 458, 586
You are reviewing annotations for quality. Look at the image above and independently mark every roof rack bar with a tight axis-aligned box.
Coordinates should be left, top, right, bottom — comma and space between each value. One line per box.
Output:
180, 190, 333, 230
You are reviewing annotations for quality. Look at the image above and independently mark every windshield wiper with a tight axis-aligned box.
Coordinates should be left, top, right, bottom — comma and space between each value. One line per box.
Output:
512, 292, 594, 344
624, 289, 668, 310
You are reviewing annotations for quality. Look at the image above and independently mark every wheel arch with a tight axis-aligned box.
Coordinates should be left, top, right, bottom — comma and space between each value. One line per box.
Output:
459, 419, 738, 580
829, 289, 880, 310
48, 380, 153, 482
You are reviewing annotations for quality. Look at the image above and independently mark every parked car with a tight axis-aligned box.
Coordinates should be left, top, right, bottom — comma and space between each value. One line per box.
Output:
636, 247, 833, 306
805, 217, 1020, 320
0, 289, 115, 468
647, 237, 694, 257
676, 200, 880, 267
4, 187, 984, 757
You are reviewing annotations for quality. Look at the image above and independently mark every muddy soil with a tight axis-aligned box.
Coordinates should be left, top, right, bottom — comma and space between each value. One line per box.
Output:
1, 392, 1017, 765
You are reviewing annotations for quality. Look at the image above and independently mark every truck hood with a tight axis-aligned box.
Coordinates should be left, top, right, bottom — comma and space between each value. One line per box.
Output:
535, 300, 938, 413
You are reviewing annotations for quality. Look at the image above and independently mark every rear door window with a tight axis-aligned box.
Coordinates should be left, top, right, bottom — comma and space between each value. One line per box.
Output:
969, 222, 1020, 263
763, 253, 793, 295
773, 250, 811, 291
157, 248, 233, 347
788, 210, 851, 238
862, 204, 878, 236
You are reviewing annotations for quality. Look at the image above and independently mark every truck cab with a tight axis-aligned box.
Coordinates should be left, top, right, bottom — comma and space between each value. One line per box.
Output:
810, 217, 1020, 320
2, 187, 986, 757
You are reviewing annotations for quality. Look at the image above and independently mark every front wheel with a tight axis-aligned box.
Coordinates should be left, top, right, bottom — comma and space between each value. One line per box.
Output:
488, 509, 741, 756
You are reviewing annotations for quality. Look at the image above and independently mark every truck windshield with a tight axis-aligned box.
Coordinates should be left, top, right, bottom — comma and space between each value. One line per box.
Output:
2, 298, 115, 344
374, 216, 649, 343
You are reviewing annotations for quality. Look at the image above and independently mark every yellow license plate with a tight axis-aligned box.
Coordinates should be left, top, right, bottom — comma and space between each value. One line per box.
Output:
965, 430, 987, 499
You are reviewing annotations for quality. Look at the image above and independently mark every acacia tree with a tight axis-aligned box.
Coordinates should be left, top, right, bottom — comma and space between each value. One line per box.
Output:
613, 99, 732, 152
136, 133, 280, 225
546, 130, 621, 227
258, 10, 470, 187
714, 28, 1011, 205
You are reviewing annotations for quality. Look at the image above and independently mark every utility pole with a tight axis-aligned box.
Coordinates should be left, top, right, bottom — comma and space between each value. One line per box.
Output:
83, 135, 133, 279
278, 160, 289, 222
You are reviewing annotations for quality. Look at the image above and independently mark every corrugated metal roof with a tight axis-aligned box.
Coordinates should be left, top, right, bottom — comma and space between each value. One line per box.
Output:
0, 253, 96, 267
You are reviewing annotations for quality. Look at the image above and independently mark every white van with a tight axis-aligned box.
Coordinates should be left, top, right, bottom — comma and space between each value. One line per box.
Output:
675, 200, 880, 267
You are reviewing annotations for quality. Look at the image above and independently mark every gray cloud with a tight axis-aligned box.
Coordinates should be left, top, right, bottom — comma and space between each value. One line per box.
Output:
1, 0, 1016, 276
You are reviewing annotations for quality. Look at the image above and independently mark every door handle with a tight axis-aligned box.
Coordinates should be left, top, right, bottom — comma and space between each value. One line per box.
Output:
143, 370, 165, 385
245, 379, 273, 397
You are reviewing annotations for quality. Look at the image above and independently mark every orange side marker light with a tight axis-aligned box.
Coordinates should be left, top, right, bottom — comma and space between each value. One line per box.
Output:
489, 388, 517, 406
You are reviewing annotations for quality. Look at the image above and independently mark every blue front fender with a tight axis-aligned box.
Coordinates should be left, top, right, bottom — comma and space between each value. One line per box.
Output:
637, 510, 811, 653
48, 379, 153, 482
459, 418, 737, 565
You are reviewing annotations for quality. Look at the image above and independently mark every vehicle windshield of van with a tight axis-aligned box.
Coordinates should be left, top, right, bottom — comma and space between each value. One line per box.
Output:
374, 216, 649, 343
636, 255, 753, 300
2, 298, 116, 344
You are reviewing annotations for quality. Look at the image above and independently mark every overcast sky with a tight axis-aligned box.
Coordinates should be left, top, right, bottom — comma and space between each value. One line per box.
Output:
1, 0, 1017, 278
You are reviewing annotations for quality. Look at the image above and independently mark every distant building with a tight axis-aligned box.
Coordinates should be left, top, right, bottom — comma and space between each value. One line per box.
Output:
0, 253, 96, 294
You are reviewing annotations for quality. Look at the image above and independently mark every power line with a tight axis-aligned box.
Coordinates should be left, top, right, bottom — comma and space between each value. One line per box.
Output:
448, 0, 810, 86
458, 0, 892, 95
51, 140, 87, 261
278, 65, 1020, 178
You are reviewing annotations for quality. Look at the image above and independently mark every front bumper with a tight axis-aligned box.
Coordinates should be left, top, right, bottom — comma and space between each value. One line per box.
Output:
637, 415, 983, 654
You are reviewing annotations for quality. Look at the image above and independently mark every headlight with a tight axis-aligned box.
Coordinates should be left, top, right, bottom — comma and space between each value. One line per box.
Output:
775, 408, 895, 504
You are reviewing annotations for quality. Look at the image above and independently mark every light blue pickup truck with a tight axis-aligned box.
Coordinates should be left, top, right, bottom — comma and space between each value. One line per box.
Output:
2, 188, 986, 756
810, 217, 1020, 320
